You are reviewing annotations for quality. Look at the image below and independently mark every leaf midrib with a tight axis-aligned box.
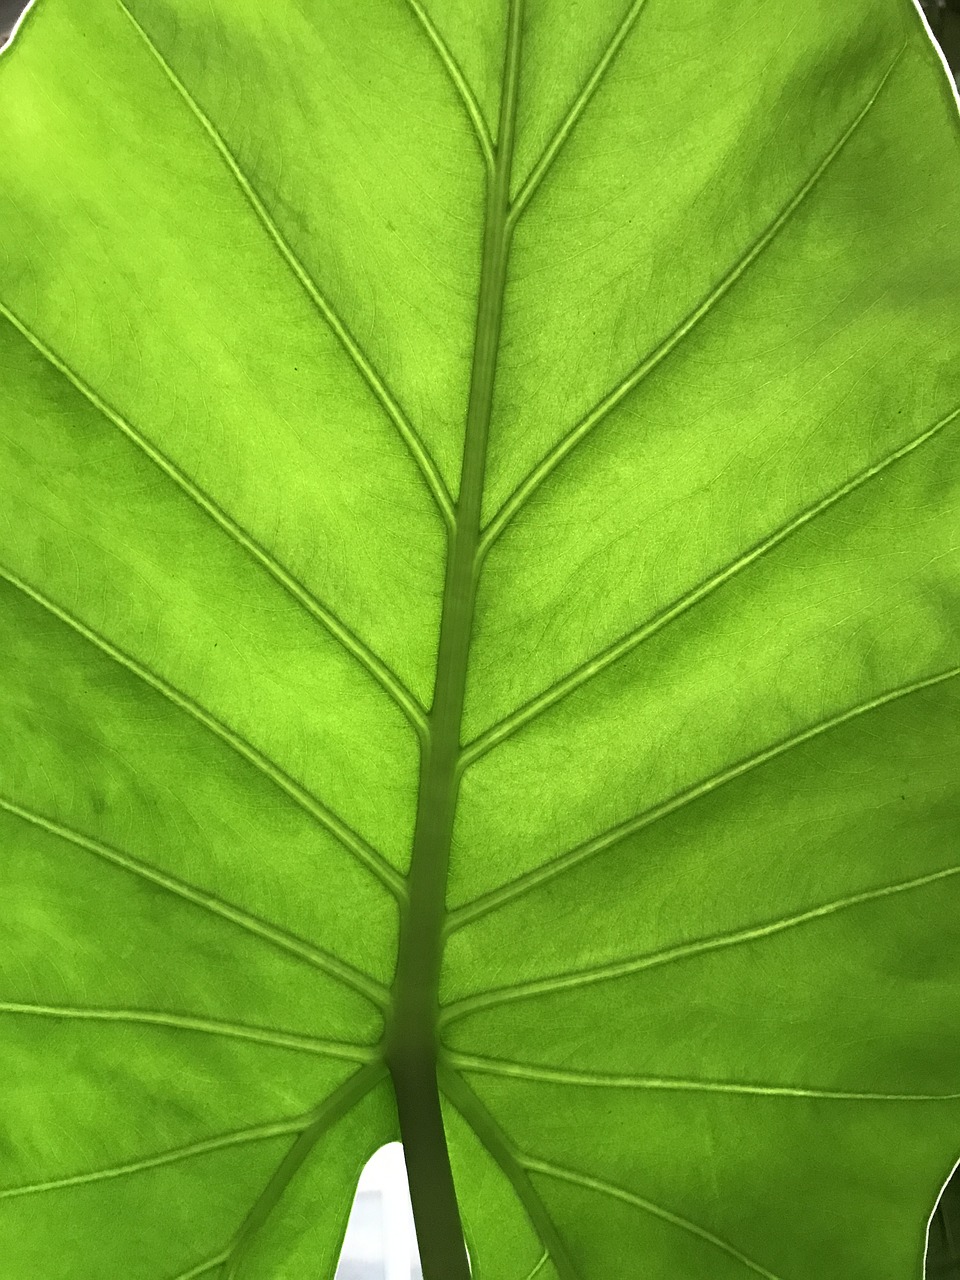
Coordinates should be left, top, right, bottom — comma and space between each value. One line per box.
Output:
381, 6, 525, 1272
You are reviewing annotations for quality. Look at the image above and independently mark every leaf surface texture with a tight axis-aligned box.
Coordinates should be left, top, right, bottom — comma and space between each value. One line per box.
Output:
1, 1, 959, 1277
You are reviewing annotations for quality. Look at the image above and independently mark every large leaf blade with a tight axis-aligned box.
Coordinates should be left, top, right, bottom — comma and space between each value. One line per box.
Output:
1, 0, 959, 1277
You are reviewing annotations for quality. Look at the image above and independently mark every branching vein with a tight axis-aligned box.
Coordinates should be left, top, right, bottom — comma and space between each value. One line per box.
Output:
445, 665, 959, 937
115, 0, 456, 531
0, 300, 429, 742
218, 1064, 386, 1278
170, 1255, 231, 1280
522, 1158, 784, 1280
0, 567, 406, 901
441, 856, 960, 1024
460, 398, 959, 771
400, 0, 495, 171
439, 1066, 582, 1280
0, 1114, 311, 1200
479, 48, 906, 560
523, 1250, 550, 1280
445, 1053, 960, 1101
0, 795, 388, 1007
508, 0, 652, 222
0, 1001, 375, 1063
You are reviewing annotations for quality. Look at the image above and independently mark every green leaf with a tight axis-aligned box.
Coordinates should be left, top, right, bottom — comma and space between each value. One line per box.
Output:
1, 1, 959, 1277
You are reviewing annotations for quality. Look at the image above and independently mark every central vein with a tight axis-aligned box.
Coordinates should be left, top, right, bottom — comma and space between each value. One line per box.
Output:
382, 5, 524, 1278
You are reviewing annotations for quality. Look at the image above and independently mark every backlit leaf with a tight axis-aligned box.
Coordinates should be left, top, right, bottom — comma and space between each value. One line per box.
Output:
1, 1, 959, 1277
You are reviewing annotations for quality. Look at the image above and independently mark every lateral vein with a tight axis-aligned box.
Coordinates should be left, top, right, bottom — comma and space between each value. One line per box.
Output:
219, 1064, 386, 1279
0, 1115, 311, 1200
460, 399, 960, 770
0, 567, 405, 901
0, 795, 388, 1007
445, 1053, 960, 1101
447, 666, 960, 936
115, 0, 456, 531
400, 0, 495, 172
523, 1251, 550, 1280
480, 48, 906, 560
508, 0, 652, 222
523, 1158, 784, 1280
0, 300, 429, 741
442, 855, 960, 1023
169, 1255, 231, 1280
0, 1002, 375, 1063
439, 1066, 583, 1280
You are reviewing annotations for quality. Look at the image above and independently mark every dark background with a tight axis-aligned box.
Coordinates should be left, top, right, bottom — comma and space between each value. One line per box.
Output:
1, 0, 25, 40
1, 0, 959, 1275
922, 0, 960, 68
